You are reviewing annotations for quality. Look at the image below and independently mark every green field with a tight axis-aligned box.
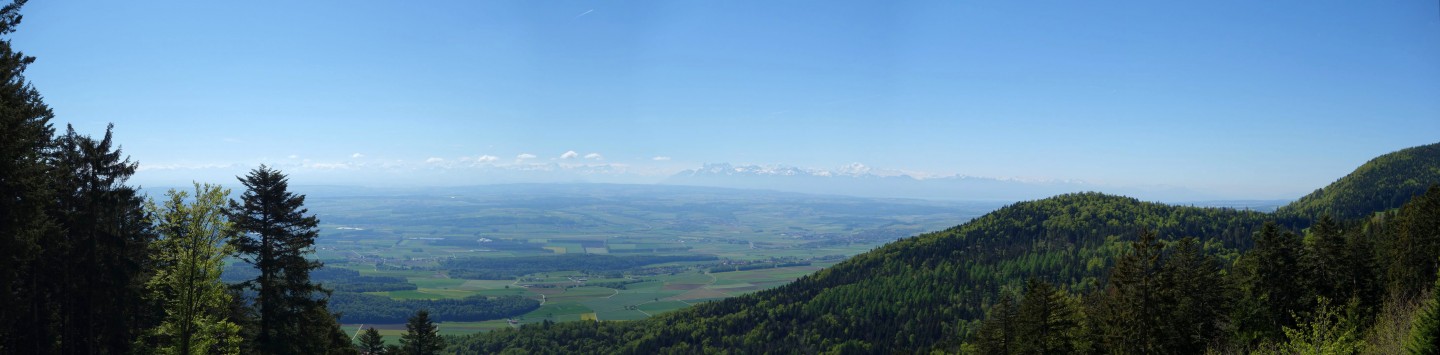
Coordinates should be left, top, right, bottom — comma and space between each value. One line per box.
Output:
303, 184, 1000, 333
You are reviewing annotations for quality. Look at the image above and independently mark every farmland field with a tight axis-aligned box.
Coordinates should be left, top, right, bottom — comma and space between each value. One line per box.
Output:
279, 184, 1002, 334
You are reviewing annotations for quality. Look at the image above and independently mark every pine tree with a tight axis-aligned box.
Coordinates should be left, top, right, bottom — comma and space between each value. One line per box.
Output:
1014, 279, 1078, 354
1392, 186, 1440, 297
144, 183, 243, 355
401, 309, 445, 355
1305, 215, 1349, 302
49, 124, 156, 354
228, 165, 347, 354
1096, 228, 1169, 353
0, 0, 60, 352
974, 295, 1018, 354
1407, 264, 1440, 354
1159, 237, 1229, 353
1244, 221, 1309, 339
357, 327, 385, 355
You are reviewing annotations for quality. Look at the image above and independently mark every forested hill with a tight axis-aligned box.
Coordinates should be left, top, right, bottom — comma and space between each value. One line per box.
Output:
450, 142, 1440, 354
451, 194, 1271, 353
1277, 142, 1440, 222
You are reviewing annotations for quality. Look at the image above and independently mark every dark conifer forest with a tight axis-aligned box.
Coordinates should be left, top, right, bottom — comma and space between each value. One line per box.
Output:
3, 1, 1440, 354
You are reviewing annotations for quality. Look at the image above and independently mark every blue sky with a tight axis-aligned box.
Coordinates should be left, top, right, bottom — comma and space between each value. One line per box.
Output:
10, 1, 1440, 199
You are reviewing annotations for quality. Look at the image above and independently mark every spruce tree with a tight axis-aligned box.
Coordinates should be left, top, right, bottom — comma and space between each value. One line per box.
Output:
50, 124, 156, 354
357, 327, 385, 355
400, 309, 445, 355
1159, 237, 1228, 353
1015, 279, 1078, 354
228, 165, 347, 354
1305, 215, 1348, 302
1408, 261, 1440, 354
1097, 228, 1169, 353
1392, 186, 1440, 297
1244, 221, 1309, 339
0, 0, 59, 352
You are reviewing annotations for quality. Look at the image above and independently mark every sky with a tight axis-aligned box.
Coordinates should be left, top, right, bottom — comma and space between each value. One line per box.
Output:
9, 1, 1440, 199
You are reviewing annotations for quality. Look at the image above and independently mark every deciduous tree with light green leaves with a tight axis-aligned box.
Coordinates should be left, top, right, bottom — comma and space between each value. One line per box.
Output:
144, 183, 242, 355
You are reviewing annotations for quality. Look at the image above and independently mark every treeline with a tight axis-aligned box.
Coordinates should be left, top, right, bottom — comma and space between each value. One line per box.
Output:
442, 254, 718, 280
329, 293, 538, 324
709, 261, 811, 273
223, 264, 418, 293
968, 185, 1440, 353
447, 182, 1440, 353
1278, 142, 1440, 222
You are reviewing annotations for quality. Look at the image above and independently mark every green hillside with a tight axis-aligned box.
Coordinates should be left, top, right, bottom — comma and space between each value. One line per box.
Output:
450, 142, 1440, 354
1277, 142, 1440, 221
451, 194, 1271, 353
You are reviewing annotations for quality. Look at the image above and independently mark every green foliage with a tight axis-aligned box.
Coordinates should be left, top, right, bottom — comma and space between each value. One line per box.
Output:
328, 293, 538, 324
357, 327, 384, 355
1260, 297, 1364, 355
0, 1, 58, 350
972, 295, 1019, 354
1234, 222, 1311, 343
448, 194, 1271, 353
401, 310, 445, 355
1406, 266, 1440, 354
143, 184, 243, 355
1014, 279, 1081, 354
1387, 186, 1440, 298
1278, 142, 1440, 222
228, 165, 351, 354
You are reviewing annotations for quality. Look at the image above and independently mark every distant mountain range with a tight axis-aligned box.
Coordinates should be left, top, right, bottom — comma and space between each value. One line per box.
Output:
665, 162, 1222, 202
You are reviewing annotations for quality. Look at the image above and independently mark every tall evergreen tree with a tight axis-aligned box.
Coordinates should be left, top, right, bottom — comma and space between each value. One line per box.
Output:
1241, 222, 1310, 340
1407, 262, 1440, 354
144, 183, 243, 355
1095, 228, 1169, 353
1014, 279, 1079, 354
49, 124, 156, 354
1159, 237, 1229, 353
400, 309, 445, 355
1391, 186, 1440, 298
357, 327, 385, 355
1304, 215, 1349, 302
0, 0, 59, 352
228, 165, 348, 354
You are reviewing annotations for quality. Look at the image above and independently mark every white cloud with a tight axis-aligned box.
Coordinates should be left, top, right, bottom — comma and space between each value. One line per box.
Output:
560, 150, 579, 159
652, 156, 672, 161
517, 153, 537, 160
476, 155, 499, 163
584, 153, 603, 160
351, 153, 365, 158
425, 157, 444, 163
306, 162, 352, 170
288, 154, 300, 159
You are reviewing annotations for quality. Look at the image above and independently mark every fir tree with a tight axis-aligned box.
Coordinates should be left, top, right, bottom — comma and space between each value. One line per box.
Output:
1097, 228, 1169, 353
1159, 237, 1229, 353
50, 124, 156, 354
1244, 222, 1309, 339
357, 327, 385, 355
228, 165, 348, 354
1015, 279, 1078, 354
401, 309, 445, 355
1407, 264, 1440, 354
0, 0, 59, 351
